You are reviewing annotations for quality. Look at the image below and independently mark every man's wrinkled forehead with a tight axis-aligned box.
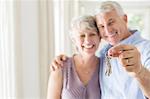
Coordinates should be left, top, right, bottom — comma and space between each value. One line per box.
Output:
95, 9, 119, 21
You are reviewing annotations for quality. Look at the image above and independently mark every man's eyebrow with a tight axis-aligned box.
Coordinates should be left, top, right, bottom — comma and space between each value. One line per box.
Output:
108, 18, 114, 22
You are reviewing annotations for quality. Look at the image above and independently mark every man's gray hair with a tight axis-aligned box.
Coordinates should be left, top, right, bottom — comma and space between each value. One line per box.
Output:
95, 1, 125, 16
70, 15, 99, 36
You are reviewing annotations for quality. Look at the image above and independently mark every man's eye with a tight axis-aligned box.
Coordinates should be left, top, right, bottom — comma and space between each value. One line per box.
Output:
108, 21, 114, 26
98, 25, 104, 29
108, 22, 112, 26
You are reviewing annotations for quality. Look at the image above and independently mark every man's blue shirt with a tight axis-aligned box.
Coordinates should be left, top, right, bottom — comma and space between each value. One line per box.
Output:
98, 30, 150, 99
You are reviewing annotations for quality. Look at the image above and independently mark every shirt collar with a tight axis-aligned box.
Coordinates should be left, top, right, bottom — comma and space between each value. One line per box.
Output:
118, 30, 141, 45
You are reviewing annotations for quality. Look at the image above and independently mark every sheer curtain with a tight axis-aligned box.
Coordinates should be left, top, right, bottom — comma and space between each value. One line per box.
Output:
53, 0, 80, 56
0, 0, 79, 98
0, 0, 16, 99
39, 0, 55, 98
0, 0, 55, 99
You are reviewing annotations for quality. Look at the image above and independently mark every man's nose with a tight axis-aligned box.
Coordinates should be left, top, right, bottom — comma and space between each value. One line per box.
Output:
104, 26, 111, 35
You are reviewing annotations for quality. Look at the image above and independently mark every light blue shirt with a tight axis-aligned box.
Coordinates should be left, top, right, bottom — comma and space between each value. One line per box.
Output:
99, 30, 150, 99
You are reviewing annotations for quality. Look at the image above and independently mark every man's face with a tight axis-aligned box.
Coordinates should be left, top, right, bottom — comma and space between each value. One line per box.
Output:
96, 9, 130, 45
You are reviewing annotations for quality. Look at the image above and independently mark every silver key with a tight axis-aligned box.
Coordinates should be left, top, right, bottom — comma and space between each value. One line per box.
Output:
105, 53, 112, 76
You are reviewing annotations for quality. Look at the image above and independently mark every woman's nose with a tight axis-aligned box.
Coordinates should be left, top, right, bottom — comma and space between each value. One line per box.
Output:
84, 36, 91, 43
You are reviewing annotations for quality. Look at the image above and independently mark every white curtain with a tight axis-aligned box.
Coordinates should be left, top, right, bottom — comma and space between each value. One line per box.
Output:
0, 0, 55, 99
38, 0, 55, 98
0, 0, 16, 99
53, 0, 80, 56
0, 0, 80, 98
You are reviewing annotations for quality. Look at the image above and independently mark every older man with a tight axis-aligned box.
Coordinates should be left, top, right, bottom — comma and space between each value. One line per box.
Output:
50, 1, 150, 99
94, 1, 150, 99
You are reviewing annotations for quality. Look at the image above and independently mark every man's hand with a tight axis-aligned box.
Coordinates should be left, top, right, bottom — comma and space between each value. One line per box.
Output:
50, 54, 68, 72
108, 44, 143, 77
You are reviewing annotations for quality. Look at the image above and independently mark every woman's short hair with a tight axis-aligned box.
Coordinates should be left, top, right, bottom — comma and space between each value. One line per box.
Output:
70, 15, 99, 37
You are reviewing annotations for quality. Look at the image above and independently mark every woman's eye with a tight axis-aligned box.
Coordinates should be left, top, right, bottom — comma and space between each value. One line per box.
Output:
80, 35, 85, 38
90, 33, 96, 36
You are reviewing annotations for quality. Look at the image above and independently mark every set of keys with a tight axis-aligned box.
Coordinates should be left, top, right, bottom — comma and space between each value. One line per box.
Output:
105, 53, 112, 76
104, 46, 132, 76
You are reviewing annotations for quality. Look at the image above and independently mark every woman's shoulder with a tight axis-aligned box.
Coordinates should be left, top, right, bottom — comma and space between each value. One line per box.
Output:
50, 55, 74, 76
63, 57, 73, 66
62, 56, 75, 73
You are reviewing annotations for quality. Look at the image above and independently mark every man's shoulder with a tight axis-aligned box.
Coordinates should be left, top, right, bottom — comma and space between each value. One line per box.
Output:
134, 38, 150, 50
132, 30, 150, 45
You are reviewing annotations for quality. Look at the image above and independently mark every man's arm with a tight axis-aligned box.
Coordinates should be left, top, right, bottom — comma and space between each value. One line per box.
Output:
135, 67, 150, 98
108, 44, 150, 98
50, 54, 67, 71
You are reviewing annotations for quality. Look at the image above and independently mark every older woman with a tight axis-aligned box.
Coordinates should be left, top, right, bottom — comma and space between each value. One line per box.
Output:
47, 15, 101, 99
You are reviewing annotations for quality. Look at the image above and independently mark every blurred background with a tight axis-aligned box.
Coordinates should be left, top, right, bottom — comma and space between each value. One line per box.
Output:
1, 0, 150, 99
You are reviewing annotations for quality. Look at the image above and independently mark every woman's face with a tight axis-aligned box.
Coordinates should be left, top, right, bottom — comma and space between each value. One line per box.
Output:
73, 29, 100, 56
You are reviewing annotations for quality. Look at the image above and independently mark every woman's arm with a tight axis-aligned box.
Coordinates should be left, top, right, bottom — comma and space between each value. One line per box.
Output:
47, 68, 63, 99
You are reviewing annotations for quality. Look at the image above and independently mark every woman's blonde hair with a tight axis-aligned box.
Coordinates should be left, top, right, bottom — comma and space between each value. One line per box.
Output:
69, 15, 99, 37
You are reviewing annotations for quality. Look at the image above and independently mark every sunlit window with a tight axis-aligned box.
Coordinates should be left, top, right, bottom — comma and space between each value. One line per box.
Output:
128, 14, 144, 32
